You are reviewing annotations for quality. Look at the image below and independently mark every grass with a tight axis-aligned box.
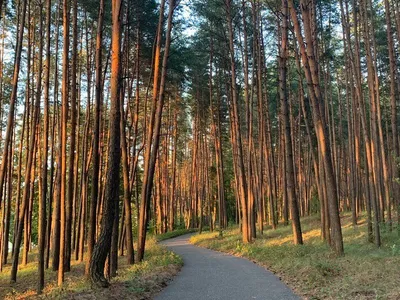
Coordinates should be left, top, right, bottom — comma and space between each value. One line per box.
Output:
0, 237, 183, 299
190, 214, 400, 299
155, 228, 197, 242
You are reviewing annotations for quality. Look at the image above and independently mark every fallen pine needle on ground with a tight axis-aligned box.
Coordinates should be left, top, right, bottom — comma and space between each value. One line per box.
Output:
0, 237, 182, 300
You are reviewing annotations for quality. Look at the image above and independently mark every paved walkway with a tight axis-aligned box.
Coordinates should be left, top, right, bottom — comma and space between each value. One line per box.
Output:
155, 234, 300, 300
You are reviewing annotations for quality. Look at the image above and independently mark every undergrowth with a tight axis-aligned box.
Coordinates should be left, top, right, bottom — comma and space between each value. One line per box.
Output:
0, 237, 182, 299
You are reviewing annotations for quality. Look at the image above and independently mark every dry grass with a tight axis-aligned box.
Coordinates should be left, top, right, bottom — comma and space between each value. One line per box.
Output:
0, 238, 182, 299
190, 214, 400, 299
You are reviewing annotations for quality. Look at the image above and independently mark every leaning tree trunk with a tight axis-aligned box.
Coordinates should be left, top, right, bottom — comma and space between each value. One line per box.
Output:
9, 0, 31, 282
0, 0, 27, 218
137, 0, 176, 262
137, 0, 166, 260
90, 0, 122, 287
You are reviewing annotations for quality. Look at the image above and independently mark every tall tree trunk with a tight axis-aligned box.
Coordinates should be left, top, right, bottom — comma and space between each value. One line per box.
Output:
120, 71, 134, 264
65, 0, 78, 273
225, 0, 250, 244
87, 0, 105, 275
50, 0, 61, 271
0, 0, 27, 219
280, 0, 303, 245
8, 0, 31, 281
288, 0, 344, 255
38, 0, 47, 291
10, 0, 40, 281
384, 0, 399, 229
58, 0, 70, 285
90, 0, 122, 287
137, 0, 176, 261
360, 0, 381, 246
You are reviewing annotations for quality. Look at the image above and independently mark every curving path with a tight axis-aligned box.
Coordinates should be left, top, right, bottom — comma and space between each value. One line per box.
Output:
155, 234, 299, 300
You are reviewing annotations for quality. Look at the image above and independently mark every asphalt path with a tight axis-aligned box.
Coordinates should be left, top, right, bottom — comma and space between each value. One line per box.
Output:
155, 233, 300, 300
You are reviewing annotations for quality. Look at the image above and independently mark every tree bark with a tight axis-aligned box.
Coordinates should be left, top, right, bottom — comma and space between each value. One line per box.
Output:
288, 0, 344, 255
87, 0, 105, 275
137, 0, 176, 261
90, 0, 122, 287
38, 0, 47, 291
58, 0, 70, 285
280, 0, 303, 245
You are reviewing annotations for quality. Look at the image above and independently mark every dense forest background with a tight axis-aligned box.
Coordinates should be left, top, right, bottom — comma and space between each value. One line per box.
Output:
0, 0, 400, 294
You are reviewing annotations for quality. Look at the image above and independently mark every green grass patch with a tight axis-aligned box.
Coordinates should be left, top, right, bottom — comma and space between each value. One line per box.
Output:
190, 214, 400, 299
0, 237, 183, 299
156, 228, 197, 242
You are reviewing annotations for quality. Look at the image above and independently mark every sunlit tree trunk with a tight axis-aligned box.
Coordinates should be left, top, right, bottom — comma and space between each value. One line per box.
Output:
0, 0, 27, 223
8, 0, 29, 282
360, 0, 381, 246
49, 0, 61, 271
38, 0, 47, 291
90, 0, 122, 287
58, 0, 70, 285
225, 0, 250, 243
288, 0, 344, 255
137, 0, 176, 261
280, 0, 303, 245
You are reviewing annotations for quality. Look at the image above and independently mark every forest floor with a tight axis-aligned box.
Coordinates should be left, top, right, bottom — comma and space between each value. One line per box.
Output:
0, 237, 182, 299
190, 214, 400, 299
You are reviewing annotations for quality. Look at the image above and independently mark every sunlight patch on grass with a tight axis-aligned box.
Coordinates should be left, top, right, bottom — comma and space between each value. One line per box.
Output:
265, 234, 294, 246
190, 214, 400, 299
